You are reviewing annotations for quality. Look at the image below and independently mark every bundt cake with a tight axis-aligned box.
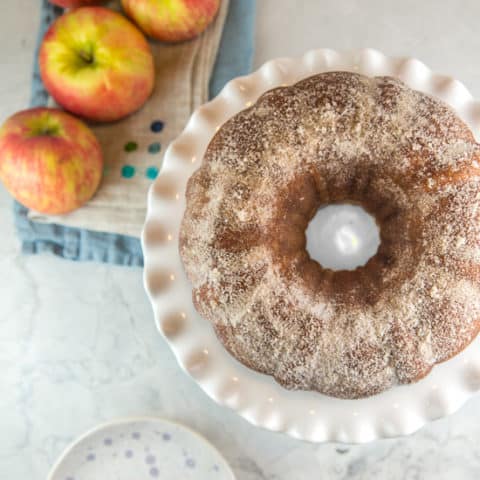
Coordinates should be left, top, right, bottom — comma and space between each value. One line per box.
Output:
179, 71, 480, 399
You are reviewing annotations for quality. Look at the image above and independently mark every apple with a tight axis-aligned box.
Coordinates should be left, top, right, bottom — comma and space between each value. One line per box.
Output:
40, 7, 155, 122
0, 108, 103, 215
121, 0, 220, 42
49, 0, 107, 8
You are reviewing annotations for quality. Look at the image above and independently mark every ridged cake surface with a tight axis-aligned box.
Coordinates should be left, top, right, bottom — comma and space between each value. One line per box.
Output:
180, 72, 480, 398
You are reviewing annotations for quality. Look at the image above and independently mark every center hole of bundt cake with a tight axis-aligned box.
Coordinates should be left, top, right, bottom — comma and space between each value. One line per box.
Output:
306, 204, 380, 271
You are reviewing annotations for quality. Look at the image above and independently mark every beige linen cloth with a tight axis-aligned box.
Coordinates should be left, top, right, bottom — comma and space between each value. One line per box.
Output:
29, 0, 229, 237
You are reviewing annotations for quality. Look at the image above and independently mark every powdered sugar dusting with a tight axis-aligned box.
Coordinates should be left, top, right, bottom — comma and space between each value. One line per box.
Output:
180, 72, 480, 399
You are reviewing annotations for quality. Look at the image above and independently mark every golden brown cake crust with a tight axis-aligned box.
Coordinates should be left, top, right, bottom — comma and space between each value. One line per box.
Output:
179, 71, 480, 399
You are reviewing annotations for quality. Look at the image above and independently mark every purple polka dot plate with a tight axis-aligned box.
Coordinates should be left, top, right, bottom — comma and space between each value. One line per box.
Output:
47, 417, 235, 480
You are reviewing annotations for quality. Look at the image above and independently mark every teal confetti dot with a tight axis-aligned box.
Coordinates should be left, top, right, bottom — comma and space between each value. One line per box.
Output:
124, 141, 138, 152
148, 142, 161, 154
121, 165, 136, 178
145, 166, 159, 180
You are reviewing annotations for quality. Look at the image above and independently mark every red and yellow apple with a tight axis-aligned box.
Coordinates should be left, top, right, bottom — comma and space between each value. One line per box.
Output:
121, 0, 220, 42
49, 0, 106, 8
40, 7, 155, 122
0, 108, 103, 215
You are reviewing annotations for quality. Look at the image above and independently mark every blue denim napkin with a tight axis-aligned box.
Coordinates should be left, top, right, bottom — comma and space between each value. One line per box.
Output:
14, 0, 256, 266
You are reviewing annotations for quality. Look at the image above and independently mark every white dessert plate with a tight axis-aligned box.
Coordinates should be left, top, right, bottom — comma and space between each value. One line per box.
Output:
47, 417, 235, 480
142, 48, 480, 443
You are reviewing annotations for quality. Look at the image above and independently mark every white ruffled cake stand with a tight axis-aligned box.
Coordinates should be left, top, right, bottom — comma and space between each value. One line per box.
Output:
142, 48, 480, 443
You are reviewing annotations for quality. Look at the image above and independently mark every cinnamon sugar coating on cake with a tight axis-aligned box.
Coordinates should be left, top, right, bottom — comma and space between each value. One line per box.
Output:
180, 71, 480, 398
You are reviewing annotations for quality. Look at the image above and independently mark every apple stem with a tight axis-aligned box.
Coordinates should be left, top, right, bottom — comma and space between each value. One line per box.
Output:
39, 127, 58, 136
78, 49, 94, 65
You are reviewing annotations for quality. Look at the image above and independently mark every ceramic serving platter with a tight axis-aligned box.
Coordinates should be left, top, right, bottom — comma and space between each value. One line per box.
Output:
47, 417, 235, 480
142, 48, 480, 443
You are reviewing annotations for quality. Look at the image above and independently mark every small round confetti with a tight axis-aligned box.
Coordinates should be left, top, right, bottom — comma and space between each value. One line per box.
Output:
150, 120, 164, 133
86, 453, 96, 462
162, 433, 171, 441
145, 454, 156, 465
148, 142, 161, 154
125, 450, 133, 458
186, 458, 196, 468
150, 467, 159, 477
132, 432, 141, 439
104, 438, 113, 446
145, 166, 159, 180
124, 141, 138, 152
121, 165, 136, 178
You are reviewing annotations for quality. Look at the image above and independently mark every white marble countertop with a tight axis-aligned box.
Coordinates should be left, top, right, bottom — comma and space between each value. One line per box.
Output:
2, 1, 480, 478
